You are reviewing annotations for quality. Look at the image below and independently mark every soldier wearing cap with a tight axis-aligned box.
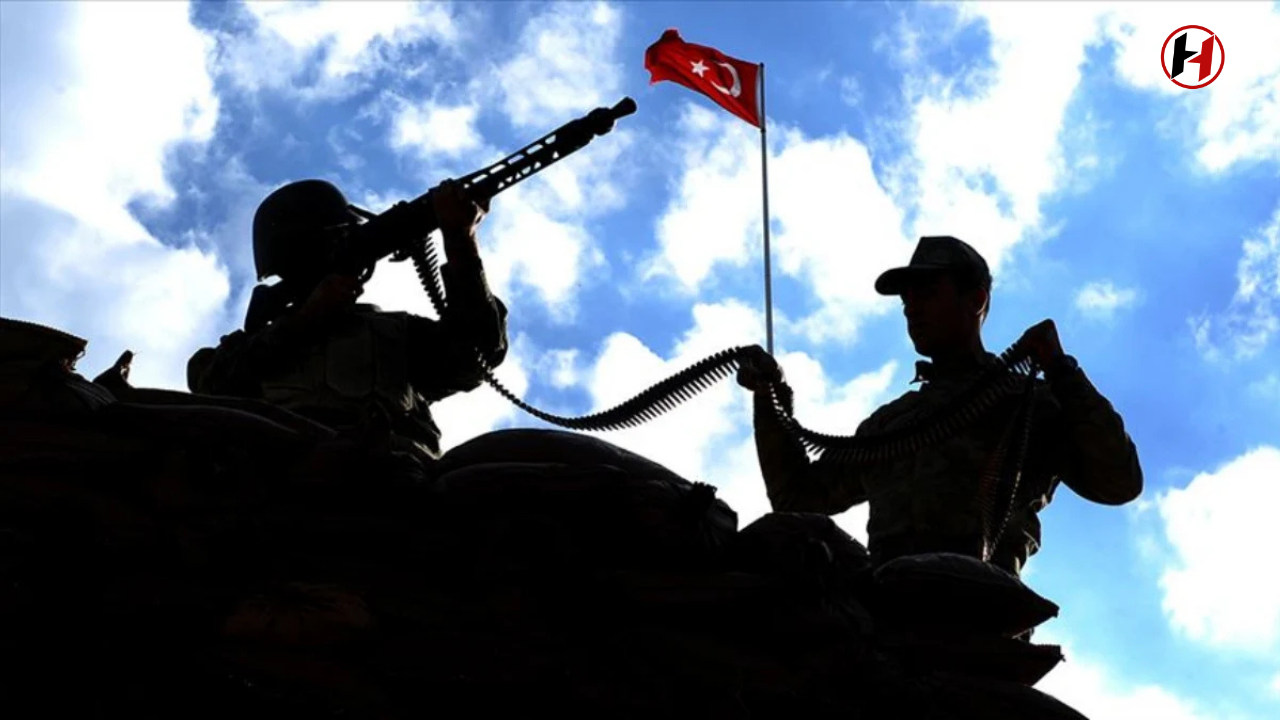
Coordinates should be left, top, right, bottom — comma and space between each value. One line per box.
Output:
738, 235, 1143, 576
187, 178, 508, 465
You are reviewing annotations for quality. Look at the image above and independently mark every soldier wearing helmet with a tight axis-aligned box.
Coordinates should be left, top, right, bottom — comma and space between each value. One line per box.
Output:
187, 178, 508, 465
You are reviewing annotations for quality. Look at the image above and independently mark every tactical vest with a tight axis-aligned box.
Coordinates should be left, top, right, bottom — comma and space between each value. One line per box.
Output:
259, 305, 441, 458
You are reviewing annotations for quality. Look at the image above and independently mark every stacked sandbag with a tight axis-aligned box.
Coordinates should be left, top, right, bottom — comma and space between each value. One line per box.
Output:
720, 512, 875, 639
921, 674, 1090, 720
0, 317, 115, 417
1, 319, 1097, 719
429, 429, 739, 575
870, 552, 1066, 696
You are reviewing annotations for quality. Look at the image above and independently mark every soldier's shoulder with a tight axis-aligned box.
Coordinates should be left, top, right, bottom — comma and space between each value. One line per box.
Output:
859, 388, 918, 430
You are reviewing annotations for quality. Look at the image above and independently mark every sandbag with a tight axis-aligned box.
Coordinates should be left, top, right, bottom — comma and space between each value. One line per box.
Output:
882, 633, 1064, 686
432, 461, 737, 572
922, 673, 1089, 720
720, 513, 875, 638
872, 553, 1058, 637
437, 428, 691, 484
729, 512, 869, 580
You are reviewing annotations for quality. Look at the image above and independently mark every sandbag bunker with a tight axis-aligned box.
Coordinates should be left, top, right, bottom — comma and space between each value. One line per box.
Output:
1, 317, 1086, 719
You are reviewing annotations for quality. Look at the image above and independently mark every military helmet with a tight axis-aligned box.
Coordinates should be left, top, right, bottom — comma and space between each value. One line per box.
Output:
252, 179, 363, 281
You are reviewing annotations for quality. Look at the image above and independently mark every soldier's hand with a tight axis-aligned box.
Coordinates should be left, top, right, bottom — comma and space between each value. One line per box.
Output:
300, 274, 361, 320
1019, 319, 1065, 367
433, 178, 486, 252
736, 344, 784, 392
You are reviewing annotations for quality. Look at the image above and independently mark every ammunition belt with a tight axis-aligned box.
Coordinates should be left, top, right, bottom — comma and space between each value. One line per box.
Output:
407, 236, 1041, 466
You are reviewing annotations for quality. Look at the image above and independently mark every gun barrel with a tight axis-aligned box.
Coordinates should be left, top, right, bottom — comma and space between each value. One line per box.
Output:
245, 98, 636, 332
339, 96, 636, 274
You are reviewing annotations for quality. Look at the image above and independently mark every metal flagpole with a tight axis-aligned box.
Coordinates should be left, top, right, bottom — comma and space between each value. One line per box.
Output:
759, 62, 774, 355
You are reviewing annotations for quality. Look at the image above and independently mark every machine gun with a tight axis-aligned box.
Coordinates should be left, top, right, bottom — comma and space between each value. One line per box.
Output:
243, 97, 638, 334
233, 93, 1038, 560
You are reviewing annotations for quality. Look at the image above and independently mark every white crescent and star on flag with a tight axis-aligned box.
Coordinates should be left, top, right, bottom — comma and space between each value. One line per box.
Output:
690, 59, 741, 98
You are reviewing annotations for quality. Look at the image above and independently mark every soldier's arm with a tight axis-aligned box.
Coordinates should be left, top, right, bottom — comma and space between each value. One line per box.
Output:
439, 250, 509, 369
1044, 359, 1143, 505
187, 311, 329, 396
752, 386, 869, 515
405, 250, 509, 403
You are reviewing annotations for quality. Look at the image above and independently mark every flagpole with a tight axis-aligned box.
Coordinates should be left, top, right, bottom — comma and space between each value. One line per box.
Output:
758, 62, 774, 356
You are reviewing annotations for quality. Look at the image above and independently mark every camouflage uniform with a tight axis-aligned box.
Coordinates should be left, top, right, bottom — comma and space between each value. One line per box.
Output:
750, 237, 1142, 576
188, 236, 507, 464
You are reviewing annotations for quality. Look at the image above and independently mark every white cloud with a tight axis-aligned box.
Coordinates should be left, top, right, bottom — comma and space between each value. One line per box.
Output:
215, 0, 459, 100
391, 100, 483, 158
493, 1, 624, 129
432, 332, 533, 453
1100, 2, 1280, 172
645, 105, 911, 345
1156, 445, 1280, 652
1075, 280, 1140, 319
564, 299, 897, 541
1035, 627, 1214, 720
478, 132, 630, 322
894, 3, 1109, 280
366, 2, 633, 323
580, 300, 763, 483
1191, 204, 1280, 362
541, 349, 581, 390
649, 3, 1119, 349
0, 0, 229, 390
644, 106, 765, 293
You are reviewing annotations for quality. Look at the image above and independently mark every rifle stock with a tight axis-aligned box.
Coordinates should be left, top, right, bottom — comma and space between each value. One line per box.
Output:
242, 97, 637, 333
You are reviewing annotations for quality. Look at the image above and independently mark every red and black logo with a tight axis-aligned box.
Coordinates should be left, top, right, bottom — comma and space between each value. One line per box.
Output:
1162, 26, 1224, 89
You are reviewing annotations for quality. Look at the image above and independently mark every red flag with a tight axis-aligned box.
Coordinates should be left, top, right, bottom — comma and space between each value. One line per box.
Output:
644, 29, 761, 128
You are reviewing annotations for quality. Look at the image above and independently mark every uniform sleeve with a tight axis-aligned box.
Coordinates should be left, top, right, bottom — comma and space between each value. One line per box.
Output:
187, 313, 327, 397
753, 386, 870, 515
1044, 362, 1144, 505
405, 255, 509, 403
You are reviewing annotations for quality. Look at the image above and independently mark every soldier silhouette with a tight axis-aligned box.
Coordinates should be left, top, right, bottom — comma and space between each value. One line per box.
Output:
188, 178, 508, 466
737, 235, 1143, 577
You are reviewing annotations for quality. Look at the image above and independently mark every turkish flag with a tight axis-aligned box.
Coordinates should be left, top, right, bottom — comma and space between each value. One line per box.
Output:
644, 29, 761, 128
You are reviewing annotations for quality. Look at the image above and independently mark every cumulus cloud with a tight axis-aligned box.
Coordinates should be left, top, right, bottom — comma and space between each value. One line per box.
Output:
0, 0, 229, 390
1191, 204, 1280, 363
432, 332, 533, 453
1155, 445, 1280, 652
649, 3, 1121, 349
1075, 280, 1140, 320
391, 100, 483, 159
363, 1, 632, 323
563, 299, 897, 540
893, 3, 1109, 277
645, 105, 911, 345
1035, 627, 1214, 720
581, 300, 764, 482
213, 0, 460, 100
493, 1, 624, 129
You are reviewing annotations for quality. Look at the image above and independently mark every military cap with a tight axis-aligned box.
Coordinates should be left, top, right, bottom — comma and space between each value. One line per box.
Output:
874, 235, 992, 296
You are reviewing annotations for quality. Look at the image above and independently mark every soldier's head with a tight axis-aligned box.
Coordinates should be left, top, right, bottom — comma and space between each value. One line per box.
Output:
875, 235, 992, 357
252, 179, 364, 286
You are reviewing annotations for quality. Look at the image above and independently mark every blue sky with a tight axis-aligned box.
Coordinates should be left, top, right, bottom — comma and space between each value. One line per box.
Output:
2, 2, 1278, 717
